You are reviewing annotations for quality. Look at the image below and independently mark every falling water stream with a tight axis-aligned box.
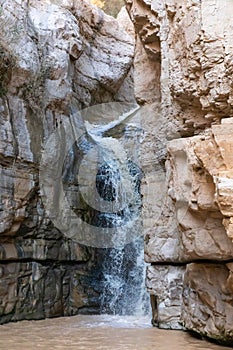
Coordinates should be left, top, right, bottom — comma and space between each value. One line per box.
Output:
87, 106, 149, 316
100, 237, 149, 315
61, 104, 150, 316
4, 104, 229, 349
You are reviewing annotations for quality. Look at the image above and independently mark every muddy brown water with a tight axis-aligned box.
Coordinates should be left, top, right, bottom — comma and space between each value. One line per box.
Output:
0, 315, 229, 350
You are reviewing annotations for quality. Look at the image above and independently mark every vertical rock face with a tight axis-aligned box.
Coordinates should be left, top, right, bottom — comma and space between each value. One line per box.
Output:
147, 265, 186, 329
127, 0, 233, 343
181, 263, 233, 344
0, 0, 134, 322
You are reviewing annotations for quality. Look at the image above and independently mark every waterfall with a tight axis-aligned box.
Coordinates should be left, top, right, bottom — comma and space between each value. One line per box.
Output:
100, 238, 149, 315
60, 103, 150, 316
89, 108, 149, 316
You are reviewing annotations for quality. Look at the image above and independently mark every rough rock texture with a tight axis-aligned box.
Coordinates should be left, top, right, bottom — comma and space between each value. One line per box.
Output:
145, 135, 233, 264
181, 263, 233, 344
0, 260, 101, 323
127, 0, 233, 342
0, 0, 134, 322
147, 265, 185, 329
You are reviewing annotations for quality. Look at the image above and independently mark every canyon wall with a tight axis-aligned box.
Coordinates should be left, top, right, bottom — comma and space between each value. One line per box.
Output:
126, 0, 233, 344
1, 0, 233, 343
0, 0, 135, 323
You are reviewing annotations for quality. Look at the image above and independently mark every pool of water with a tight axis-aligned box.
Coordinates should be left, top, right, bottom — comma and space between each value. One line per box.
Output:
0, 315, 229, 350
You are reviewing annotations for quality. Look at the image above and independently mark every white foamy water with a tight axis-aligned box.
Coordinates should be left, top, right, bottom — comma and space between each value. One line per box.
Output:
75, 315, 152, 328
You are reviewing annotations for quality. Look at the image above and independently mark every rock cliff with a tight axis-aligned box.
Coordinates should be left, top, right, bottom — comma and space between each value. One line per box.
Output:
127, 0, 233, 344
1, 0, 233, 344
0, 0, 134, 322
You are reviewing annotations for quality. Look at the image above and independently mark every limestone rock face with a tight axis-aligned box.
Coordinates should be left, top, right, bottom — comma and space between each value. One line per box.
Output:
194, 118, 233, 241
127, 0, 233, 132
127, 0, 233, 342
145, 135, 233, 264
147, 265, 185, 330
181, 263, 233, 344
0, 0, 134, 322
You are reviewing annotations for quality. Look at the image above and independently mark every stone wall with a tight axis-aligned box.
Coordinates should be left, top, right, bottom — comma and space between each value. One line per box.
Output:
126, 0, 233, 344
0, 0, 134, 322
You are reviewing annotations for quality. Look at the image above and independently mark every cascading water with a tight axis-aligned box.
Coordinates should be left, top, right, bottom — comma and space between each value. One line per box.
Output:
100, 238, 149, 315
62, 103, 150, 317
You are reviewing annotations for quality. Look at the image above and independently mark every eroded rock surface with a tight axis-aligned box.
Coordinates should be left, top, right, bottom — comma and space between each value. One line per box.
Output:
181, 263, 233, 344
0, 0, 134, 322
147, 265, 185, 329
127, 0, 233, 342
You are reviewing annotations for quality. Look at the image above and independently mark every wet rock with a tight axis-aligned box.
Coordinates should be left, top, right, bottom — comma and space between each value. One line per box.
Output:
0, 261, 101, 323
0, 0, 135, 322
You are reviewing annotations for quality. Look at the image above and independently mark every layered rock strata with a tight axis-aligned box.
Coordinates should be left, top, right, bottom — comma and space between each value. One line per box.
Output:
0, 0, 134, 322
127, 0, 233, 343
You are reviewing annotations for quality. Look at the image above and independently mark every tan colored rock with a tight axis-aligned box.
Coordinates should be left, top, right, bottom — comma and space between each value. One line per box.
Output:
125, 0, 161, 104
145, 136, 233, 263
134, 37, 161, 104
127, 0, 233, 132
128, 0, 233, 343
117, 6, 135, 38
181, 263, 233, 344
147, 265, 185, 330
194, 118, 233, 242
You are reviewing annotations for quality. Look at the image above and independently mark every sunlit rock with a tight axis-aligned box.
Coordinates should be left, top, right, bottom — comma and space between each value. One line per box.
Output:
128, 0, 233, 342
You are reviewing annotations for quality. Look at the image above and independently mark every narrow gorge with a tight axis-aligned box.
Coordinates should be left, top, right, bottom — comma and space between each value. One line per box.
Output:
0, 0, 233, 348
